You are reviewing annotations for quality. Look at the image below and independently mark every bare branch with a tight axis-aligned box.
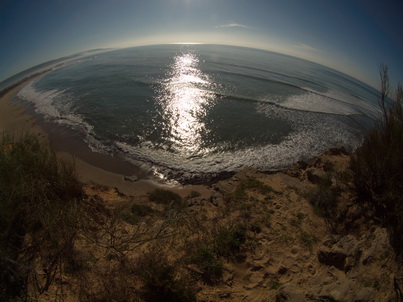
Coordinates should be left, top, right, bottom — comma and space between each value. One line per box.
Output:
395, 83, 403, 104
379, 64, 390, 117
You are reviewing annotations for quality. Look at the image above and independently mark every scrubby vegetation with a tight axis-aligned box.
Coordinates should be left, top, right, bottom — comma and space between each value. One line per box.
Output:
138, 254, 197, 302
148, 188, 183, 208
306, 174, 339, 221
350, 65, 403, 258
190, 224, 248, 283
1, 66, 402, 300
0, 134, 83, 300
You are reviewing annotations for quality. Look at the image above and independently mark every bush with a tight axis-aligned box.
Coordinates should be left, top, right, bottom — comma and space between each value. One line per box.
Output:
191, 246, 223, 283
306, 174, 340, 228
238, 177, 274, 195
0, 134, 83, 299
148, 189, 183, 208
225, 177, 274, 203
214, 224, 247, 258
139, 256, 196, 302
350, 66, 403, 258
189, 225, 247, 283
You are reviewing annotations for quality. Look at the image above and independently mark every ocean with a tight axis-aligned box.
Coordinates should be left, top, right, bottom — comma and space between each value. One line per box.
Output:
14, 44, 380, 183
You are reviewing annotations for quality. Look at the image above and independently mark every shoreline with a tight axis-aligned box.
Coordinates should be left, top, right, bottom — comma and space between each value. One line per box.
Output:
0, 75, 194, 196
0, 74, 353, 197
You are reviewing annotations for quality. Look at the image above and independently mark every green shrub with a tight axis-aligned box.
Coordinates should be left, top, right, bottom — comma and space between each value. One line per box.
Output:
225, 177, 274, 203
238, 177, 274, 195
117, 204, 156, 225
224, 188, 248, 203
214, 224, 247, 258
189, 225, 247, 283
350, 66, 403, 258
191, 246, 223, 283
306, 175, 339, 220
148, 189, 183, 208
139, 257, 196, 302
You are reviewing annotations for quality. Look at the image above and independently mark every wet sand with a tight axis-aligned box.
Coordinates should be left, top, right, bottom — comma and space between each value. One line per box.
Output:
0, 76, 186, 196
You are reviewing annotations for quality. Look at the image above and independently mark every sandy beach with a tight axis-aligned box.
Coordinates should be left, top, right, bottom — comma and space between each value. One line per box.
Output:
0, 78, 48, 141
1, 75, 401, 302
0, 76, 207, 197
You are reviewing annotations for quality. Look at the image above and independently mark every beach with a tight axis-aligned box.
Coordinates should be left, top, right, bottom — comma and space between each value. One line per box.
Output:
0, 76, 209, 197
0, 78, 48, 141
1, 73, 401, 302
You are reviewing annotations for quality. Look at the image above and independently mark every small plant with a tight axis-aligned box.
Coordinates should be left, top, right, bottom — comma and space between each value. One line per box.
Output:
300, 231, 316, 251
139, 256, 196, 302
224, 186, 248, 203
118, 203, 156, 225
306, 174, 339, 225
214, 224, 247, 258
238, 177, 275, 195
189, 224, 248, 283
131, 204, 155, 216
225, 177, 275, 203
296, 212, 305, 221
148, 189, 183, 208
191, 246, 223, 283
289, 218, 300, 228
269, 277, 281, 290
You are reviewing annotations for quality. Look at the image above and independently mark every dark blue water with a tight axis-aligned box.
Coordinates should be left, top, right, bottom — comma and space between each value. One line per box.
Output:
16, 44, 380, 183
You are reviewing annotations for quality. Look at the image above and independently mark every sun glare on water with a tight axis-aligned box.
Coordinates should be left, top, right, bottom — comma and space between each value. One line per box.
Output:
156, 51, 214, 155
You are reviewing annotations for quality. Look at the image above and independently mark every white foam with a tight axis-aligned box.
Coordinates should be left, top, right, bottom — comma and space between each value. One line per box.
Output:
319, 88, 380, 118
275, 91, 358, 115
114, 108, 361, 181
17, 81, 94, 134
18, 81, 64, 118
264, 86, 380, 118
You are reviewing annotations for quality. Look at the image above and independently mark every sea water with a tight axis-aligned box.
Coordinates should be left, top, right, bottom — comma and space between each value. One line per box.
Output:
15, 44, 380, 183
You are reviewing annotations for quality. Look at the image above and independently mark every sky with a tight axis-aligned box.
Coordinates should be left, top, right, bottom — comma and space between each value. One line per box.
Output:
0, 0, 402, 89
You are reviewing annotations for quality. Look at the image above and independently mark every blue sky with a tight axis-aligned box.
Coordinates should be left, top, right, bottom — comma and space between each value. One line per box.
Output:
0, 0, 402, 89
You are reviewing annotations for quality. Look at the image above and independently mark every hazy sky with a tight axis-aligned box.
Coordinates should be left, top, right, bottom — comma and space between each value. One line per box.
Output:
1, 0, 402, 88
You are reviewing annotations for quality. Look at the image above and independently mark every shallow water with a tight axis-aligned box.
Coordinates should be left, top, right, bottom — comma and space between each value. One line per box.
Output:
16, 44, 380, 183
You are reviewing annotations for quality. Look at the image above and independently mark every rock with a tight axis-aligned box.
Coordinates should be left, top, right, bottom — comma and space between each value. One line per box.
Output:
306, 170, 322, 184
124, 175, 138, 182
218, 291, 232, 299
276, 283, 305, 302
296, 160, 308, 170
326, 147, 348, 156
317, 234, 360, 271
277, 266, 288, 275
317, 250, 347, 271
316, 278, 357, 302
312, 278, 376, 302
290, 247, 299, 254
306, 168, 327, 184
251, 265, 263, 272
361, 228, 391, 265
355, 287, 377, 301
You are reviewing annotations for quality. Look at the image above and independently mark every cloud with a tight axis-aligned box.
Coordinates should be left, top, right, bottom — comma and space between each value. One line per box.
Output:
215, 22, 253, 29
292, 43, 321, 53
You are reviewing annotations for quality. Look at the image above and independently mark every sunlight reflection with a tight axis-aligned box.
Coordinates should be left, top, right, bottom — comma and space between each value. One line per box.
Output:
156, 51, 214, 155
